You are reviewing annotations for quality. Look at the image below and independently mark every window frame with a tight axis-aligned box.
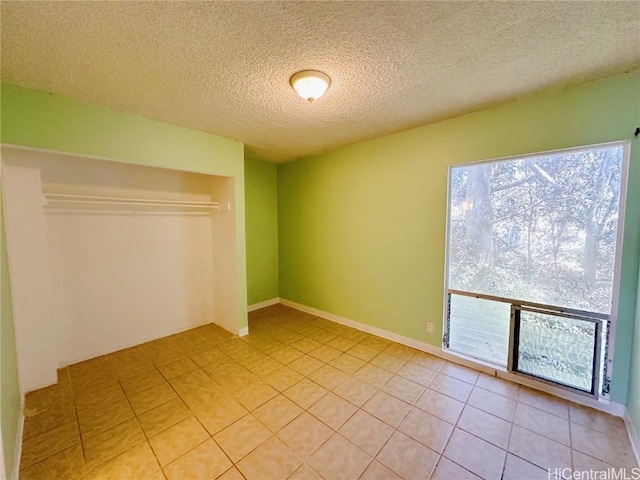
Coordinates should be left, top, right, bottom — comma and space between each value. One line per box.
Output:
442, 140, 631, 399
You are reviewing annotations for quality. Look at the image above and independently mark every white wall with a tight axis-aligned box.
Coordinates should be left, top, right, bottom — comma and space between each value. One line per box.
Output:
46, 212, 215, 365
211, 176, 240, 335
1, 160, 58, 393
2, 146, 240, 391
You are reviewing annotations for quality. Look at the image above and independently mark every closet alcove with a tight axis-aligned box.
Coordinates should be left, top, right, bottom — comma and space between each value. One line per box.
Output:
1, 146, 241, 393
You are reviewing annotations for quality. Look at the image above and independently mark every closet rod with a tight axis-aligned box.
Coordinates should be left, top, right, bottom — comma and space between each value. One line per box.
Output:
43, 193, 220, 209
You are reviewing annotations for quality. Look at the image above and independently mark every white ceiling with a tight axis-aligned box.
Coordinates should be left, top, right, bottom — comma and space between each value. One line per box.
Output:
1, 1, 639, 163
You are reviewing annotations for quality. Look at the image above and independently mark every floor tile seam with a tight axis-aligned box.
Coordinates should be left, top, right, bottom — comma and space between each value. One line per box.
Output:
568, 439, 631, 469
140, 343, 179, 366
19, 444, 85, 477
355, 456, 376, 480
374, 428, 441, 480
470, 419, 508, 458
362, 396, 413, 432
85, 437, 154, 478
178, 359, 229, 392
18, 367, 79, 470
508, 422, 579, 471
329, 385, 377, 410
437, 369, 481, 387
283, 385, 330, 411
304, 399, 359, 433
569, 408, 625, 432
368, 361, 404, 375
471, 383, 519, 401
110, 365, 159, 383
570, 448, 627, 470
300, 462, 324, 480
274, 418, 333, 463
205, 318, 624, 468
569, 411, 576, 471
21, 407, 73, 443
455, 370, 510, 479
452, 420, 508, 452
379, 383, 423, 406
501, 396, 518, 480
461, 400, 516, 427
320, 430, 377, 476
394, 370, 437, 389
136, 356, 240, 470
423, 384, 467, 405
514, 396, 570, 421
432, 455, 480, 480
256, 399, 305, 435
462, 424, 508, 478
101, 374, 165, 475
428, 381, 473, 404
212, 413, 277, 467
158, 433, 212, 474
116, 358, 170, 398
84, 423, 148, 473
70, 372, 121, 398
505, 450, 567, 476
137, 398, 195, 439
567, 416, 628, 439
77, 389, 137, 441
509, 409, 572, 447
66, 366, 90, 472
396, 414, 451, 453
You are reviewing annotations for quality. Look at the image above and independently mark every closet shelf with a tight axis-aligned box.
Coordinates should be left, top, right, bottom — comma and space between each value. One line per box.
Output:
43, 193, 221, 210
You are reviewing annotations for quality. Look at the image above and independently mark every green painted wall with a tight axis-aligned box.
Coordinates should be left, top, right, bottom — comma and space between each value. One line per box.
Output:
245, 157, 279, 305
628, 267, 640, 441
0, 84, 243, 177
0, 187, 21, 479
0, 83, 248, 331
278, 69, 640, 404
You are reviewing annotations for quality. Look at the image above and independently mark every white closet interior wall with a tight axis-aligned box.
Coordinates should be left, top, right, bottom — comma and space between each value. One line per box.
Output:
2, 147, 238, 392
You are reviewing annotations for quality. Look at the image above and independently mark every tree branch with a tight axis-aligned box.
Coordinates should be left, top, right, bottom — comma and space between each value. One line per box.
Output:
495, 200, 545, 223
491, 175, 536, 193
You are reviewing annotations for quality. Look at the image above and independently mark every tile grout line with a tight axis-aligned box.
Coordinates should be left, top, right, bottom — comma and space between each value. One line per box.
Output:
26, 306, 633, 480
123, 335, 235, 479
501, 389, 519, 480
158, 350, 243, 479
66, 365, 90, 473
114, 352, 175, 479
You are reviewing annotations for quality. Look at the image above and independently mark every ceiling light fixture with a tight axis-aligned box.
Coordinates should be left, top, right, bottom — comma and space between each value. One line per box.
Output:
290, 70, 330, 103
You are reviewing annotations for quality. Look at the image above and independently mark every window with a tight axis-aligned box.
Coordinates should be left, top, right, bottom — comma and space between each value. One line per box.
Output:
444, 142, 627, 397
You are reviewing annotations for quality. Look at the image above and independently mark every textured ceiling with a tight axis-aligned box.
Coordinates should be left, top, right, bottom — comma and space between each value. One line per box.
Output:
1, 2, 639, 162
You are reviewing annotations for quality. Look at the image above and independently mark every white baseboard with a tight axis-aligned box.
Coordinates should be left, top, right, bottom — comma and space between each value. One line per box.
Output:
238, 326, 249, 337
58, 318, 215, 368
248, 297, 280, 312
279, 298, 626, 417
624, 408, 640, 466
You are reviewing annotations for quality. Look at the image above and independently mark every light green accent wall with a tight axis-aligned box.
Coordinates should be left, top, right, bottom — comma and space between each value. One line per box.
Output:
628, 266, 640, 439
1, 187, 21, 480
0, 84, 242, 176
278, 69, 640, 404
245, 157, 279, 305
0, 83, 248, 331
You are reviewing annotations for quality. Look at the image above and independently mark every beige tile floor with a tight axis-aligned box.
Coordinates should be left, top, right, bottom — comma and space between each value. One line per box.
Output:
19, 305, 638, 480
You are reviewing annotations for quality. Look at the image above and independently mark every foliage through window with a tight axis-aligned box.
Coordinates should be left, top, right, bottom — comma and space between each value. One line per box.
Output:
448, 144, 623, 315
445, 143, 626, 394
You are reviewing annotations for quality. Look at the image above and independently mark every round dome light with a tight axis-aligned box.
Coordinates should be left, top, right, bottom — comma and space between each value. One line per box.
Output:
290, 70, 331, 103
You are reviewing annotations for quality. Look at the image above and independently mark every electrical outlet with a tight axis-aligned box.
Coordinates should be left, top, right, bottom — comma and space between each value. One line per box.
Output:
426, 322, 435, 334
